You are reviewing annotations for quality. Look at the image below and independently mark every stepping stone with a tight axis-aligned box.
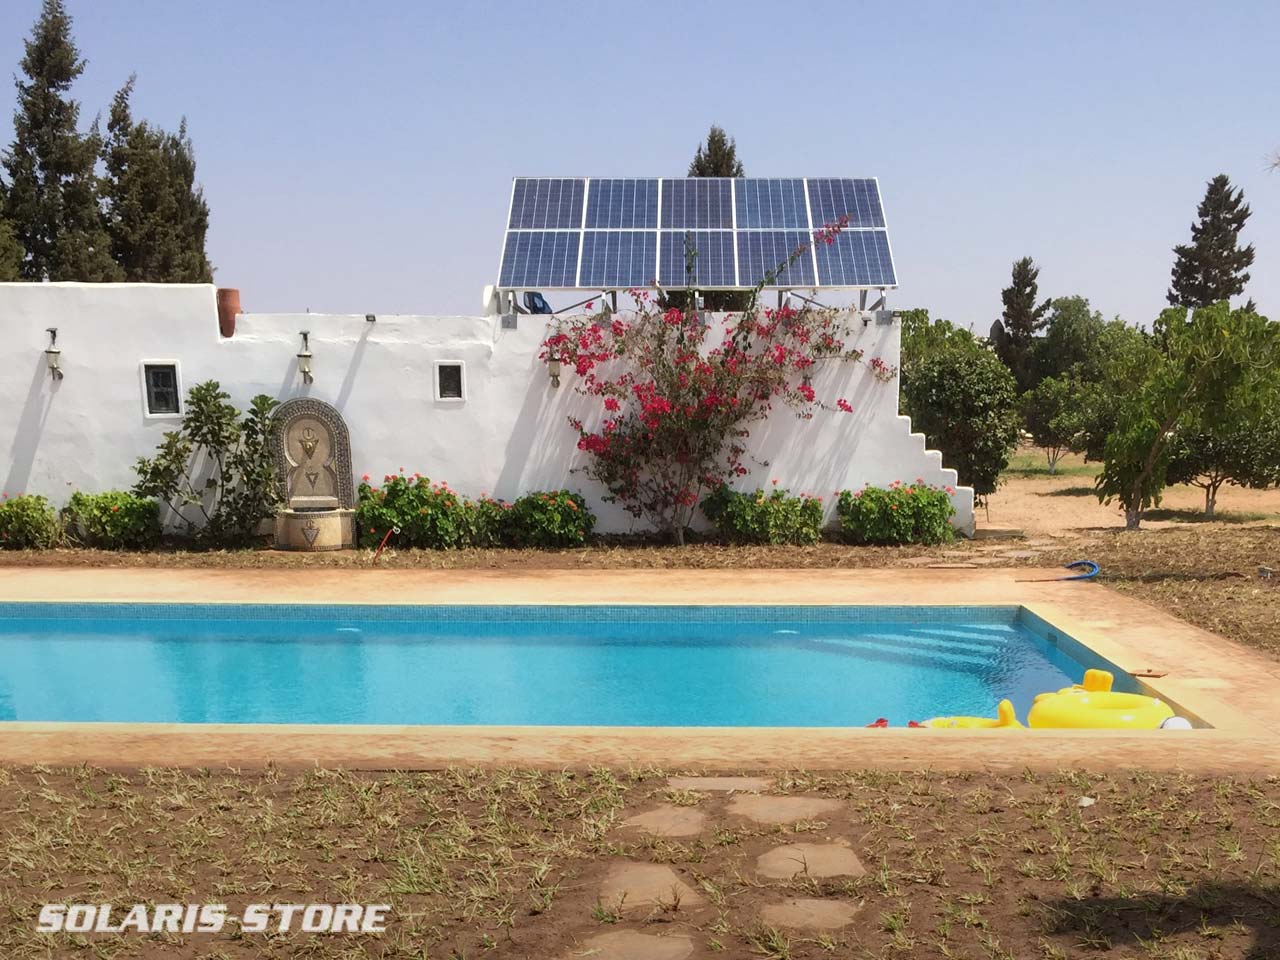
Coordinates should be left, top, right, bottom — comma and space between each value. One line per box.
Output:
565, 929, 694, 960
621, 804, 708, 838
756, 841, 866, 879
759, 898, 858, 930
726, 794, 841, 824
598, 862, 703, 912
999, 549, 1041, 559
667, 775, 772, 792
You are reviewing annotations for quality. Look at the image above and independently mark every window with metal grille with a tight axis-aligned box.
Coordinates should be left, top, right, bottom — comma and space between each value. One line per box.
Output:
143, 364, 180, 415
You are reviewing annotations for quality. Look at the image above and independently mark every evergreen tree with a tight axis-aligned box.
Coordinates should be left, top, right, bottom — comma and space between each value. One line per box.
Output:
103, 77, 212, 282
988, 256, 1050, 392
0, 183, 21, 280
688, 125, 744, 177
2, 0, 120, 281
1167, 174, 1254, 307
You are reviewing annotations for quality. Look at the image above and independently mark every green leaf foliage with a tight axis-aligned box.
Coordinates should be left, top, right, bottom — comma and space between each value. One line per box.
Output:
701, 485, 824, 545
989, 257, 1051, 392
1020, 375, 1086, 473
1165, 390, 1280, 516
1167, 174, 1254, 308
0, 493, 60, 548
688, 125, 744, 177
899, 312, 1021, 498
836, 483, 956, 545
61, 490, 160, 549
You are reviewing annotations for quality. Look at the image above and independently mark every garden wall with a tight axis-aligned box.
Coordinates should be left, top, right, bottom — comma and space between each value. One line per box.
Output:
0, 282, 975, 536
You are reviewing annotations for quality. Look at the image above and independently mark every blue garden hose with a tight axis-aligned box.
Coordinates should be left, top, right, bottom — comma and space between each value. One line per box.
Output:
1061, 559, 1099, 580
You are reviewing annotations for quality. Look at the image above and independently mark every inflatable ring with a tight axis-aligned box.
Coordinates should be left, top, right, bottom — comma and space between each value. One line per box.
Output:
923, 699, 1024, 729
1028, 670, 1174, 729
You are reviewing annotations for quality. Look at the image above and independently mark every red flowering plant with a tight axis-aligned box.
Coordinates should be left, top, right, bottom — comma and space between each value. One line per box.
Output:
539, 222, 897, 543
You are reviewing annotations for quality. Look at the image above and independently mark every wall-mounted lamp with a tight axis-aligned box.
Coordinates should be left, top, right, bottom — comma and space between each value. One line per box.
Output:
44, 327, 63, 381
547, 354, 562, 389
365, 313, 376, 323
297, 330, 314, 384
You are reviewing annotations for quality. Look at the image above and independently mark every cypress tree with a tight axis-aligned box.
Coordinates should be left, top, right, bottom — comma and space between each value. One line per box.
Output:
989, 256, 1051, 392
0, 182, 21, 280
1167, 174, 1254, 307
103, 77, 212, 282
2, 0, 120, 281
688, 125, 745, 177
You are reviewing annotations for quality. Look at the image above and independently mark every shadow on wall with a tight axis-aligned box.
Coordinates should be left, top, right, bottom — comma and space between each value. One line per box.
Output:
3, 357, 55, 497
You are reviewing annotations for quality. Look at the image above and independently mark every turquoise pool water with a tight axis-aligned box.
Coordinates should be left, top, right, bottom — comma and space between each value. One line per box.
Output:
0, 604, 1135, 726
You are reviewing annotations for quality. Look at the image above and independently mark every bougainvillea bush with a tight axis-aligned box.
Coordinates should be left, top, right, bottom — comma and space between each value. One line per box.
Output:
540, 224, 895, 544
355, 473, 594, 549
701, 484, 824, 545
62, 490, 160, 550
836, 481, 956, 545
0, 493, 60, 549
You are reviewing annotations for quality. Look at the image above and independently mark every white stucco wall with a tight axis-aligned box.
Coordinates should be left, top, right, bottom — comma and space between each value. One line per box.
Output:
0, 283, 974, 536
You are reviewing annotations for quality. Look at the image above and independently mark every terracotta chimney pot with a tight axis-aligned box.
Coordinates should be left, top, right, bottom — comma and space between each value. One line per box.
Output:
216, 288, 242, 338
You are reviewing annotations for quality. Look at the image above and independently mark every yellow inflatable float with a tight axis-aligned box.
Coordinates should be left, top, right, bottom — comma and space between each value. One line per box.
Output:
923, 699, 1024, 729
1027, 669, 1176, 730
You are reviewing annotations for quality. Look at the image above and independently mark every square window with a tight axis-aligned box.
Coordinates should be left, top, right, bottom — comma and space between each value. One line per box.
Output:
143, 364, 180, 415
436, 362, 464, 401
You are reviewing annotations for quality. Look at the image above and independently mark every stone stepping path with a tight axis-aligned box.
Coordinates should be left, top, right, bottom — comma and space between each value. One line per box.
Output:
620, 804, 708, 838
598, 862, 703, 913
726, 794, 842, 824
565, 929, 695, 960
667, 775, 771, 792
756, 841, 866, 879
759, 897, 859, 930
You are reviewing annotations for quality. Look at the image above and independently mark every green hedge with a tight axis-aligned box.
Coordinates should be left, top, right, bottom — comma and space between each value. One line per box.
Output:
356, 474, 594, 549
701, 485, 824, 545
62, 491, 161, 550
837, 482, 956, 545
0, 494, 60, 549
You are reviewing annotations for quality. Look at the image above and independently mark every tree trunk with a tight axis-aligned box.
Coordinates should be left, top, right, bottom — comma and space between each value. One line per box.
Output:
1124, 505, 1141, 530
1205, 483, 1218, 518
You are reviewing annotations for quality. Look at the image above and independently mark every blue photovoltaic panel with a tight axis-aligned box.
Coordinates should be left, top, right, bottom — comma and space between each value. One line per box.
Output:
813, 230, 896, 286
660, 179, 734, 229
498, 231, 580, 287
579, 231, 657, 288
585, 179, 659, 229
735, 178, 809, 229
659, 231, 736, 287
806, 178, 884, 229
737, 231, 816, 287
508, 178, 586, 229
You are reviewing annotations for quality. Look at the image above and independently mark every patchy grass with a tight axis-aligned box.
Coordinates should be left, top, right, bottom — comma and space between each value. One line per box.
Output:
1003, 448, 1102, 479
2, 767, 1279, 958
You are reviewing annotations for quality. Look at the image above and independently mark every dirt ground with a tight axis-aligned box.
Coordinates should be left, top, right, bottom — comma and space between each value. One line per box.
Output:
2, 766, 1278, 960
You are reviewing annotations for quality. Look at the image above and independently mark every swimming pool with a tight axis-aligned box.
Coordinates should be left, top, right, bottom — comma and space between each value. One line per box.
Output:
0, 603, 1136, 726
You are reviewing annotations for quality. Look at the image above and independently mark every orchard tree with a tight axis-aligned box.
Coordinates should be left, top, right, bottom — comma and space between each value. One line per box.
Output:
1166, 414, 1280, 517
989, 257, 1051, 392
1167, 174, 1254, 308
1029, 296, 1108, 384
1020, 375, 1083, 474
2, 0, 119, 281
688, 125, 744, 177
102, 77, 212, 282
1095, 303, 1279, 529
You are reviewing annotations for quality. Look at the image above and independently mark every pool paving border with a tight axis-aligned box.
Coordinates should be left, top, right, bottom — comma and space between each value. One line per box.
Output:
1, 566, 1277, 772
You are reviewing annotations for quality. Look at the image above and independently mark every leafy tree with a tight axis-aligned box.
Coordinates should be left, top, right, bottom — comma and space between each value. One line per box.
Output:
688, 125, 744, 177
1167, 174, 1254, 308
0, 209, 21, 280
1028, 296, 1108, 384
1095, 304, 1279, 529
900, 311, 1021, 499
1166, 415, 1280, 517
989, 257, 1051, 392
102, 77, 212, 281
133, 381, 281, 544
1020, 375, 1084, 474
2, 0, 120, 281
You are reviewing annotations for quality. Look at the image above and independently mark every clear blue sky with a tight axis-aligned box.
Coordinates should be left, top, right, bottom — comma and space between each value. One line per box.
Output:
1, 0, 1276, 328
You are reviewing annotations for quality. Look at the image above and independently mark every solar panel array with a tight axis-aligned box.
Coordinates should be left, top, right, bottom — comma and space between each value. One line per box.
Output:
498, 177, 896, 290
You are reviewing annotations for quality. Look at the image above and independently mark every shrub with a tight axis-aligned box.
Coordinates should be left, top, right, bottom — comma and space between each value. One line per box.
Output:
837, 482, 956, 545
701, 485, 824, 545
62, 491, 161, 549
504, 490, 595, 548
0, 493, 60, 549
355, 474, 596, 549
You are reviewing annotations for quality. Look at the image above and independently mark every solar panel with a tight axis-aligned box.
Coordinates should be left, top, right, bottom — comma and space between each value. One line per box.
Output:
585, 179, 658, 229
659, 231, 736, 287
498, 177, 896, 290
579, 231, 657, 288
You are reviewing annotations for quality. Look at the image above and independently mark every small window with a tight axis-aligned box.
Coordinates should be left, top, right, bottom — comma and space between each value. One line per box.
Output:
435, 361, 465, 401
143, 363, 180, 415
